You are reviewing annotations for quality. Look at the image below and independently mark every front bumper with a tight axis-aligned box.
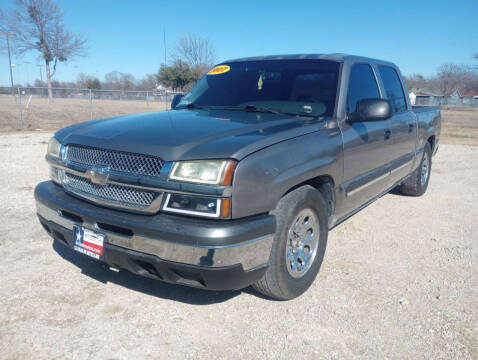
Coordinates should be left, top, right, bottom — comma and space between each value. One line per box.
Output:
35, 181, 275, 290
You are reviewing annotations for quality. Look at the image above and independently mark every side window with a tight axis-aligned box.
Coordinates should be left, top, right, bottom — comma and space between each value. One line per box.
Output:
347, 64, 380, 113
378, 66, 407, 112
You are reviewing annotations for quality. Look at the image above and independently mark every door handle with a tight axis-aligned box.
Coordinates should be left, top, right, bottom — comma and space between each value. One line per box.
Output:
384, 130, 391, 140
408, 123, 414, 133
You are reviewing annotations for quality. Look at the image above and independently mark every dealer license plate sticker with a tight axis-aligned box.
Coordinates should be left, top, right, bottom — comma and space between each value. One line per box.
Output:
73, 225, 105, 260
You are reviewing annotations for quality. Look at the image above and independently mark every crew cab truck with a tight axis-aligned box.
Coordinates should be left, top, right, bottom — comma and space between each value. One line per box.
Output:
34, 54, 441, 300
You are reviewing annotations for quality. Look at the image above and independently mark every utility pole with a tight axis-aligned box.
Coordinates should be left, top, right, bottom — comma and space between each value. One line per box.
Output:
2, 32, 15, 94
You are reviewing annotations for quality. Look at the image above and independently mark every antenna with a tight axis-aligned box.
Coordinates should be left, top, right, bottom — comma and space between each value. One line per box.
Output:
163, 28, 167, 66
38, 64, 43, 82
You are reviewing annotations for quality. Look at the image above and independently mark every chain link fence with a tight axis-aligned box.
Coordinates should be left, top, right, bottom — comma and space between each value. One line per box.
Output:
0, 86, 178, 131
2, 86, 477, 131
414, 96, 478, 107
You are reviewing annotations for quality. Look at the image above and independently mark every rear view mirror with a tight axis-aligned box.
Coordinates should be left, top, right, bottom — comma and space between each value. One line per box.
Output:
171, 93, 184, 109
350, 98, 392, 122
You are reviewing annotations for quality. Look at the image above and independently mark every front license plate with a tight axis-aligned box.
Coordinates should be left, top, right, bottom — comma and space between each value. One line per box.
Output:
73, 225, 105, 260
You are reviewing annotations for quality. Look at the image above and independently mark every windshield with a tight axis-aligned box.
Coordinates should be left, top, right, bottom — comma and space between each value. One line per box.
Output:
177, 59, 340, 117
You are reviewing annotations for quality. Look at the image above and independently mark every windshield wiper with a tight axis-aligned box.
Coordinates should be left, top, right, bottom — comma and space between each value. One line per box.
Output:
221, 105, 284, 115
220, 105, 318, 118
186, 103, 205, 109
182, 103, 319, 118
176, 103, 205, 110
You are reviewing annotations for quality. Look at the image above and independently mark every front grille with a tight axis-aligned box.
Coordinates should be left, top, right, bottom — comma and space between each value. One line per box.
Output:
65, 145, 164, 177
63, 173, 160, 210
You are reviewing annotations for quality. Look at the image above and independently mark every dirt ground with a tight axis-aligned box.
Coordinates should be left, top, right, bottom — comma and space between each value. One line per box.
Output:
0, 131, 476, 359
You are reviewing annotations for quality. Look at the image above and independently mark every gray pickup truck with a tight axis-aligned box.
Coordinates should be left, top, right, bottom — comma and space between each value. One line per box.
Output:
35, 54, 441, 300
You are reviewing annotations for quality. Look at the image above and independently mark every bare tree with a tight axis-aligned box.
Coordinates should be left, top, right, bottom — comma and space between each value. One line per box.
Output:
137, 74, 158, 91
404, 74, 428, 91
435, 63, 473, 96
172, 34, 216, 74
0, 0, 87, 100
104, 71, 137, 91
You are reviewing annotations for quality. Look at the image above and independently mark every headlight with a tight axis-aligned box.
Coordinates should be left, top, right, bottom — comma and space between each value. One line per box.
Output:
163, 193, 228, 218
50, 166, 63, 185
47, 137, 62, 158
169, 159, 235, 185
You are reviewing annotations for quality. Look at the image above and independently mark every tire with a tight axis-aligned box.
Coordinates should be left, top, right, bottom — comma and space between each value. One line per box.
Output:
399, 142, 432, 196
252, 185, 328, 300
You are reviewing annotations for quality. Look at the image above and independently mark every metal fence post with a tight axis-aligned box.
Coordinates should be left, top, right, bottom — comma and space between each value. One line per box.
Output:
89, 89, 93, 120
146, 91, 149, 109
17, 87, 23, 130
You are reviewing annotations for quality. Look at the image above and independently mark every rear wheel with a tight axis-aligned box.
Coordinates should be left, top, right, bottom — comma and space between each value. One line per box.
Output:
252, 185, 328, 300
399, 142, 432, 196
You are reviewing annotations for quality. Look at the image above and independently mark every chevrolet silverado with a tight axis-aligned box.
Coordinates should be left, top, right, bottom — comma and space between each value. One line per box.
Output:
35, 54, 441, 300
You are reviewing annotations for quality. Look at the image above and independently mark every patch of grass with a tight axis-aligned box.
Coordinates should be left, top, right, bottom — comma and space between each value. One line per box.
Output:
0, 95, 169, 131
440, 108, 478, 146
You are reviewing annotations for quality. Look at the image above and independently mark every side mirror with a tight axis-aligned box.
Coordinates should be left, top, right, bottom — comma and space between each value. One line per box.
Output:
350, 98, 392, 122
171, 93, 184, 109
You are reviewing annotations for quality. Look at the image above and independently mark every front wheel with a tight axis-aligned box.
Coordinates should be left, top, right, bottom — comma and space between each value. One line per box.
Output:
252, 185, 328, 300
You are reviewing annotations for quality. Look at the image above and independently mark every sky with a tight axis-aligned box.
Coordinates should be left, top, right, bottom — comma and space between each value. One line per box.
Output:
0, 0, 477, 86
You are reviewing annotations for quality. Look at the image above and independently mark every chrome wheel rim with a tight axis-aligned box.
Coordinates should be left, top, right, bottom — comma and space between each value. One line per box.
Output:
285, 208, 320, 278
421, 152, 429, 185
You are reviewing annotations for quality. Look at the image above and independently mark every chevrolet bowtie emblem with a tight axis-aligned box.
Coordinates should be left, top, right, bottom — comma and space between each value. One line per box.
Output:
86, 166, 110, 185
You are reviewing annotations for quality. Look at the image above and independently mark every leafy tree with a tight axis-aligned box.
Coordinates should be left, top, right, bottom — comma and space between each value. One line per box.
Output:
0, 0, 87, 100
86, 78, 101, 89
157, 60, 200, 91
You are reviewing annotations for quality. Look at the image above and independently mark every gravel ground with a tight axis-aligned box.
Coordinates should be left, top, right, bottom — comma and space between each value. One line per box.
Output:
0, 132, 476, 359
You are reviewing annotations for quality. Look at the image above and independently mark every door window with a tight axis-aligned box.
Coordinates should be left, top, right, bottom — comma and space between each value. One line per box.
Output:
378, 66, 407, 112
347, 64, 380, 113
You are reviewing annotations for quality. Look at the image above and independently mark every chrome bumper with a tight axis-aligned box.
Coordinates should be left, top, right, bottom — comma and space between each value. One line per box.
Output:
36, 202, 274, 271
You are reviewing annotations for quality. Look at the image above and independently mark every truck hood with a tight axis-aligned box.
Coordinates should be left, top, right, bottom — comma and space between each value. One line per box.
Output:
55, 109, 326, 161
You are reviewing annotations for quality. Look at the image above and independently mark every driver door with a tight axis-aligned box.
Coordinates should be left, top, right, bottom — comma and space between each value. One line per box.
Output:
340, 63, 393, 215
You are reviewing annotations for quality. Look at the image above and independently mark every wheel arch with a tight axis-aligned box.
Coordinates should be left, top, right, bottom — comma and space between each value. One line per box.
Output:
282, 175, 336, 221
427, 135, 436, 153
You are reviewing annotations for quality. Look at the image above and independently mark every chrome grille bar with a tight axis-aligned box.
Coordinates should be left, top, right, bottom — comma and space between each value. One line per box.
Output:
62, 173, 162, 212
65, 145, 164, 177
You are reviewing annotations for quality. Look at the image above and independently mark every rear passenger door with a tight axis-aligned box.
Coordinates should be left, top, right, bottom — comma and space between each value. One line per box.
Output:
340, 63, 393, 214
377, 65, 417, 181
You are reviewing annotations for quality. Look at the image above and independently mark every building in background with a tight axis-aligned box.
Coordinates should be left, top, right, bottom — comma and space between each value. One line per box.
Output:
409, 88, 478, 106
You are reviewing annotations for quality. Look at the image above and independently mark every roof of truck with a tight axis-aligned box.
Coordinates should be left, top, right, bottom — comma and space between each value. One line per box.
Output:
223, 53, 395, 66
